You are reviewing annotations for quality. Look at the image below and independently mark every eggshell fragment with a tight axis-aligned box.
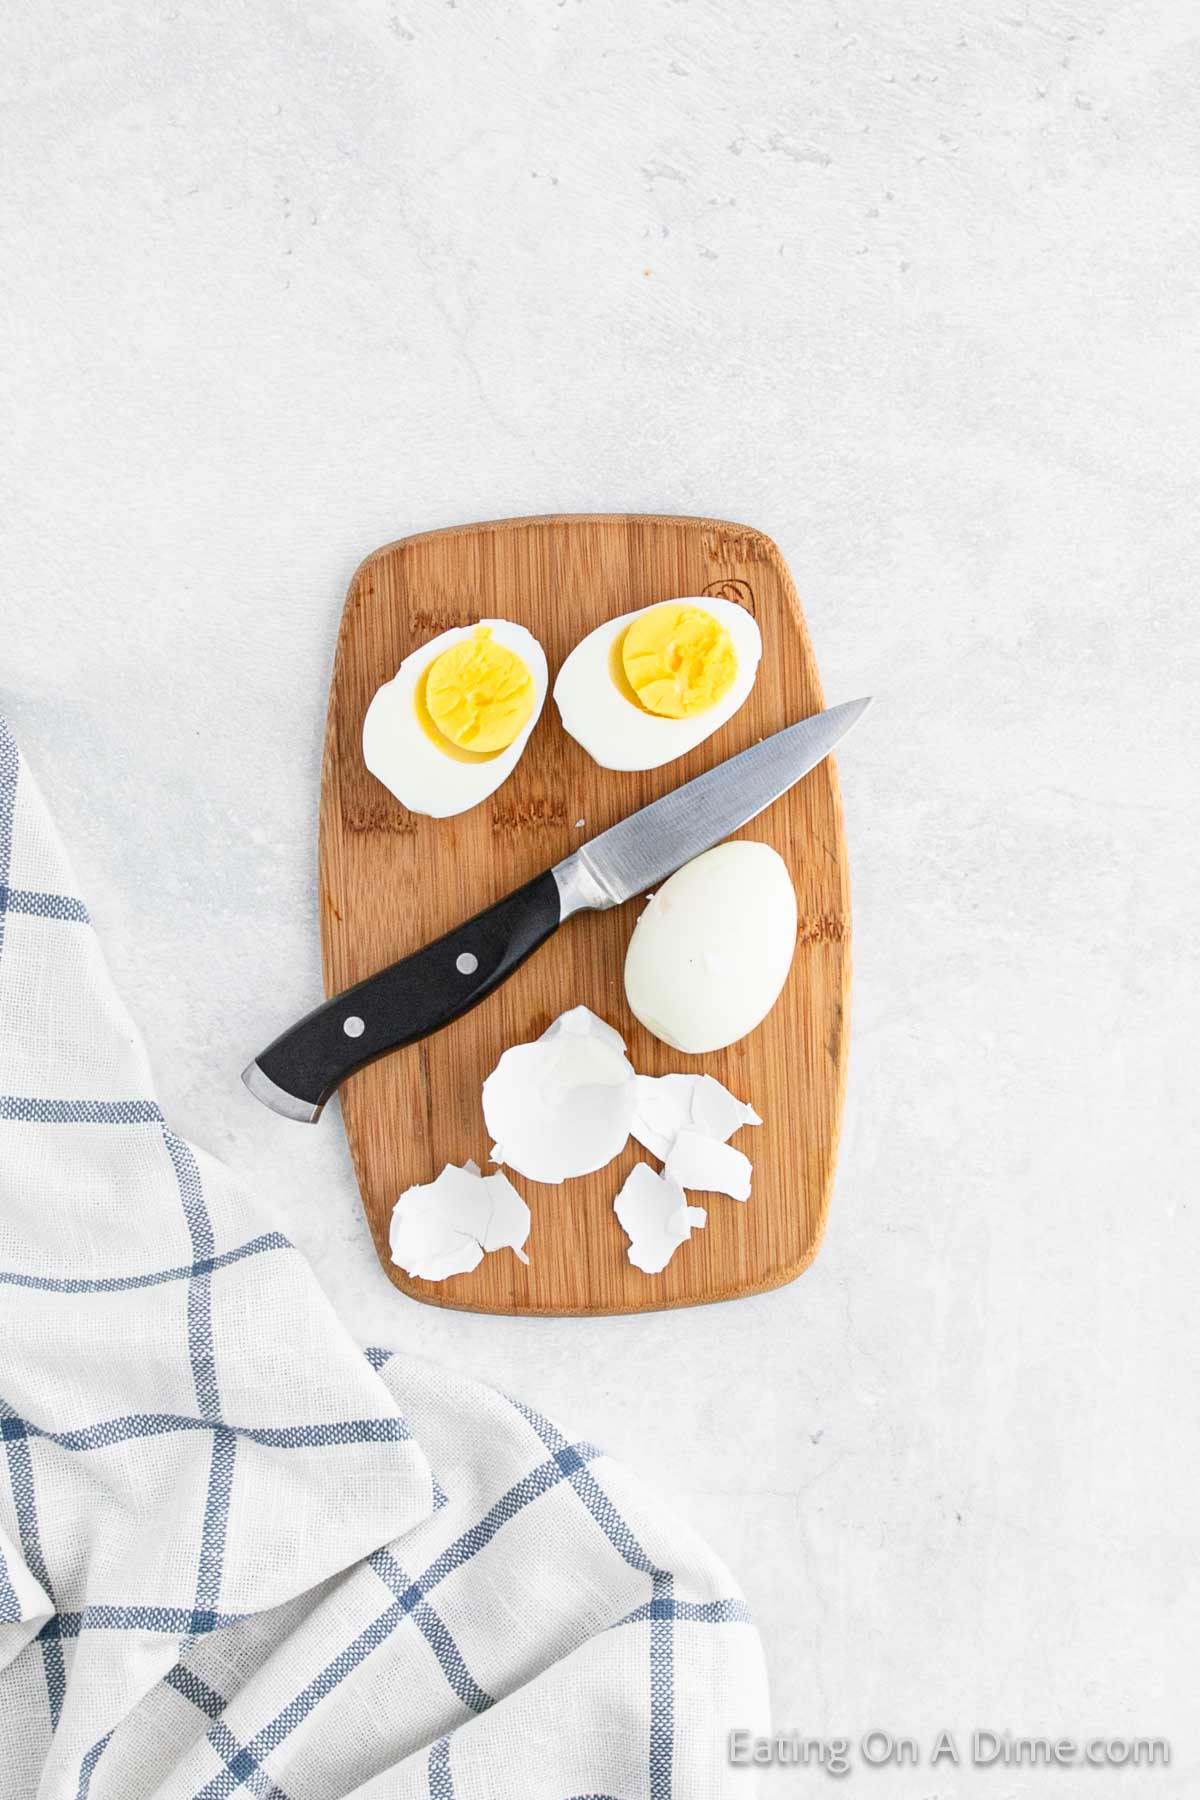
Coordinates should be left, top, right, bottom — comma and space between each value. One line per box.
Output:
389, 1162, 531, 1282
614, 1164, 707, 1274
631, 1072, 761, 1160
691, 1074, 762, 1141
663, 1128, 752, 1203
483, 1005, 637, 1184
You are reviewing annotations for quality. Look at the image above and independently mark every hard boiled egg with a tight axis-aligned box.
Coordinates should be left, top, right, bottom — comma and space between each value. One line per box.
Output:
623, 840, 797, 1053
553, 597, 761, 772
363, 620, 547, 818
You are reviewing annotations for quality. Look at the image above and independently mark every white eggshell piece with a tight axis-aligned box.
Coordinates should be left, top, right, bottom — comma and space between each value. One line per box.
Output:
553, 597, 762, 773
542, 1004, 629, 1056
483, 1005, 637, 1184
389, 1162, 531, 1282
362, 619, 548, 819
613, 1164, 707, 1274
691, 1072, 762, 1138
630, 1072, 761, 1159
663, 1128, 752, 1202
624, 840, 798, 1053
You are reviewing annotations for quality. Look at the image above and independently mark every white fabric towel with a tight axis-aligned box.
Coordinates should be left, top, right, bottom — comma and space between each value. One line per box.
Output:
0, 717, 768, 1799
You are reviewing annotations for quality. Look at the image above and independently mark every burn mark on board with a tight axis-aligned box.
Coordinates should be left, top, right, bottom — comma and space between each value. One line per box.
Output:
491, 796, 570, 830
796, 914, 848, 946
701, 577, 756, 615
701, 528, 773, 564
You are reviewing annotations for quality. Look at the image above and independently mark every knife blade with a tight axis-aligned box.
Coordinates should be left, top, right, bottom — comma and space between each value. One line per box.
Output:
242, 697, 871, 1121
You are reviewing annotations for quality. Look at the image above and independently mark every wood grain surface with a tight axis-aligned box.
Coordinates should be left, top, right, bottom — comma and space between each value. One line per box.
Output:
318, 514, 851, 1314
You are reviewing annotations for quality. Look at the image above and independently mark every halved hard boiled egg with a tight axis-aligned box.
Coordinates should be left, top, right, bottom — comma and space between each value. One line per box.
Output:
363, 620, 548, 818
553, 597, 762, 772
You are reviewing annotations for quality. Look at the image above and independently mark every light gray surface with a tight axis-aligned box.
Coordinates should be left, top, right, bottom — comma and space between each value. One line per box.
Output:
2, 2, 1196, 1789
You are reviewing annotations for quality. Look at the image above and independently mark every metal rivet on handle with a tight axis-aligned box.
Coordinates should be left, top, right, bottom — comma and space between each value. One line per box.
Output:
343, 1015, 365, 1038
455, 952, 479, 975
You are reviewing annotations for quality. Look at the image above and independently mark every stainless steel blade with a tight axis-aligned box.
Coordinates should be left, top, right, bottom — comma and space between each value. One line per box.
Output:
552, 696, 872, 918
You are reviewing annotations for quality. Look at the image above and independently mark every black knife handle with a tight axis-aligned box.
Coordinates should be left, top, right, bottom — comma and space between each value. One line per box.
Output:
243, 868, 562, 1121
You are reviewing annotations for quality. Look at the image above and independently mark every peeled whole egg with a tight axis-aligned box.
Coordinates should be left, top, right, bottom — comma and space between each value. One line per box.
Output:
623, 841, 798, 1054
553, 597, 761, 772
363, 619, 548, 818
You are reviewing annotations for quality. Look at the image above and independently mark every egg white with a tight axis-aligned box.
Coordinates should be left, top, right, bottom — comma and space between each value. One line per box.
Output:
552, 596, 762, 773
623, 840, 797, 1053
362, 619, 548, 819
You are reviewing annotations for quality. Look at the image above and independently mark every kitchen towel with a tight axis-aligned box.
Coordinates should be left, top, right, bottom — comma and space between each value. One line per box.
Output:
0, 715, 768, 1799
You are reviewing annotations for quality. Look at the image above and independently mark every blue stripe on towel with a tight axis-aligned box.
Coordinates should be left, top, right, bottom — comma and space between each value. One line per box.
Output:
0, 1231, 292, 1293
369, 1547, 493, 1712
161, 1128, 237, 1644
615, 1595, 753, 1627
0, 1097, 163, 1124
0, 719, 17, 968
427, 1734, 453, 1798
0, 1395, 65, 1725
193, 1440, 607, 1793
0, 885, 89, 923
0, 1543, 21, 1621
43, 1604, 246, 1637
512, 1401, 676, 1799
165, 1664, 229, 1718
2, 1408, 412, 1455
0, 735, 69, 1728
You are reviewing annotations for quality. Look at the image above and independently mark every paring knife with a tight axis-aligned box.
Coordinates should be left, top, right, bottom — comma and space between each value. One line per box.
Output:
242, 697, 871, 1122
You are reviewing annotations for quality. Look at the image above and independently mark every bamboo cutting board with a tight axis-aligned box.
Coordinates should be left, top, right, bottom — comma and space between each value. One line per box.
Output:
319, 515, 851, 1314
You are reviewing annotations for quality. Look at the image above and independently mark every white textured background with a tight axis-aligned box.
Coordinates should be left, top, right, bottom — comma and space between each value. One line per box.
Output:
2, 1, 1197, 1791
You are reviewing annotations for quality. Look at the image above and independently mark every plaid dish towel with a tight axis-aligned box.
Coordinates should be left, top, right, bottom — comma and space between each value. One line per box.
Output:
0, 717, 768, 1799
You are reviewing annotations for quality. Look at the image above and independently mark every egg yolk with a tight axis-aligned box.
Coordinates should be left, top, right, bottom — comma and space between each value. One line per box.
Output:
619, 604, 737, 719
422, 626, 535, 756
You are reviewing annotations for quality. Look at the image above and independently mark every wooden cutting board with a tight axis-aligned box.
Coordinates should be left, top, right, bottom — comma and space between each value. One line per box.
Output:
319, 514, 851, 1314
